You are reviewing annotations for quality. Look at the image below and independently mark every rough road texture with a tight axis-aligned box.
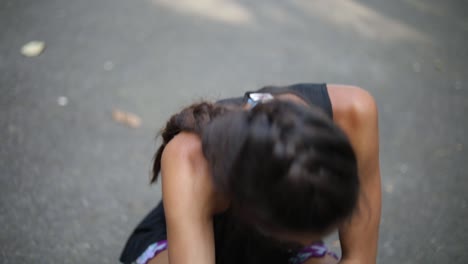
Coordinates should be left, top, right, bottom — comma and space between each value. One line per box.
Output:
1, 0, 467, 263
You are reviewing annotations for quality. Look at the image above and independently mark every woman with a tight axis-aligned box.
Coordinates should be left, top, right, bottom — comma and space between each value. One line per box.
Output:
120, 83, 381, 264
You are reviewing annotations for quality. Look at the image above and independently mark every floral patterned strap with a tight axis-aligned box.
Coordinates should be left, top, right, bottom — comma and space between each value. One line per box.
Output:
134, 240, 168, 264
135, 240, 337, 264
289, 241, 339, 264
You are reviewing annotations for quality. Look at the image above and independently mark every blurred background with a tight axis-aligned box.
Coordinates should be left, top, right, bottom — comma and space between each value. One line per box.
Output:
1, 0, 467, 263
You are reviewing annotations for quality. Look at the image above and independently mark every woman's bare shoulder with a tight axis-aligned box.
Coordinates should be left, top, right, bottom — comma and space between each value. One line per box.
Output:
160, 131, 211, 194
326, 84, 378, 129
162, 132, 205, 164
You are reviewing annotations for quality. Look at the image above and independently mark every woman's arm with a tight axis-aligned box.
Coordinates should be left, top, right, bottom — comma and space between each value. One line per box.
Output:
328, 85, 382, 264
160, 132, 220, 264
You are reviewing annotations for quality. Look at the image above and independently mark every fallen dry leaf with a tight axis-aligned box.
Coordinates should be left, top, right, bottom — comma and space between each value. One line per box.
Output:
112, 109, 142, 128
21, 41, 45, 57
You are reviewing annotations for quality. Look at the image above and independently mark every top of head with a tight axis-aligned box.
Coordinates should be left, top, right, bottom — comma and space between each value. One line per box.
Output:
202, 100, 359, 234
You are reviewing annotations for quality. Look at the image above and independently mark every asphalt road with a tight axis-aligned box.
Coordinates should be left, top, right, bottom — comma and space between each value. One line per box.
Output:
1, 0, 467, 263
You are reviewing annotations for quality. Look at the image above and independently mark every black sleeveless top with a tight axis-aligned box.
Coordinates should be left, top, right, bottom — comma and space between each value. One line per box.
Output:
216, 83, 333, 118
120, 83, 333, 264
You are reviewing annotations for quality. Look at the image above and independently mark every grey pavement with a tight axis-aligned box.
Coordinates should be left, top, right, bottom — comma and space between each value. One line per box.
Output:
1, 0, 467, 263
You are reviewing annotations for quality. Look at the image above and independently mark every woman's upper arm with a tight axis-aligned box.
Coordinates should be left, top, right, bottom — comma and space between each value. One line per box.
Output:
327, 84, 380, 171
328, 84, 381, 263
161, 132, 216, 264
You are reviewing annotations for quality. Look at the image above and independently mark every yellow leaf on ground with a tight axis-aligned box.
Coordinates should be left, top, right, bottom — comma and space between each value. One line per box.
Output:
21, 41, 45, 57
112, 109, 142, 128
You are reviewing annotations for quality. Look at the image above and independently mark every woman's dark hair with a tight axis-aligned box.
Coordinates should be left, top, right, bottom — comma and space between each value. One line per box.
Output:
203, 100, 359, 233
151, 99, 359, 264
